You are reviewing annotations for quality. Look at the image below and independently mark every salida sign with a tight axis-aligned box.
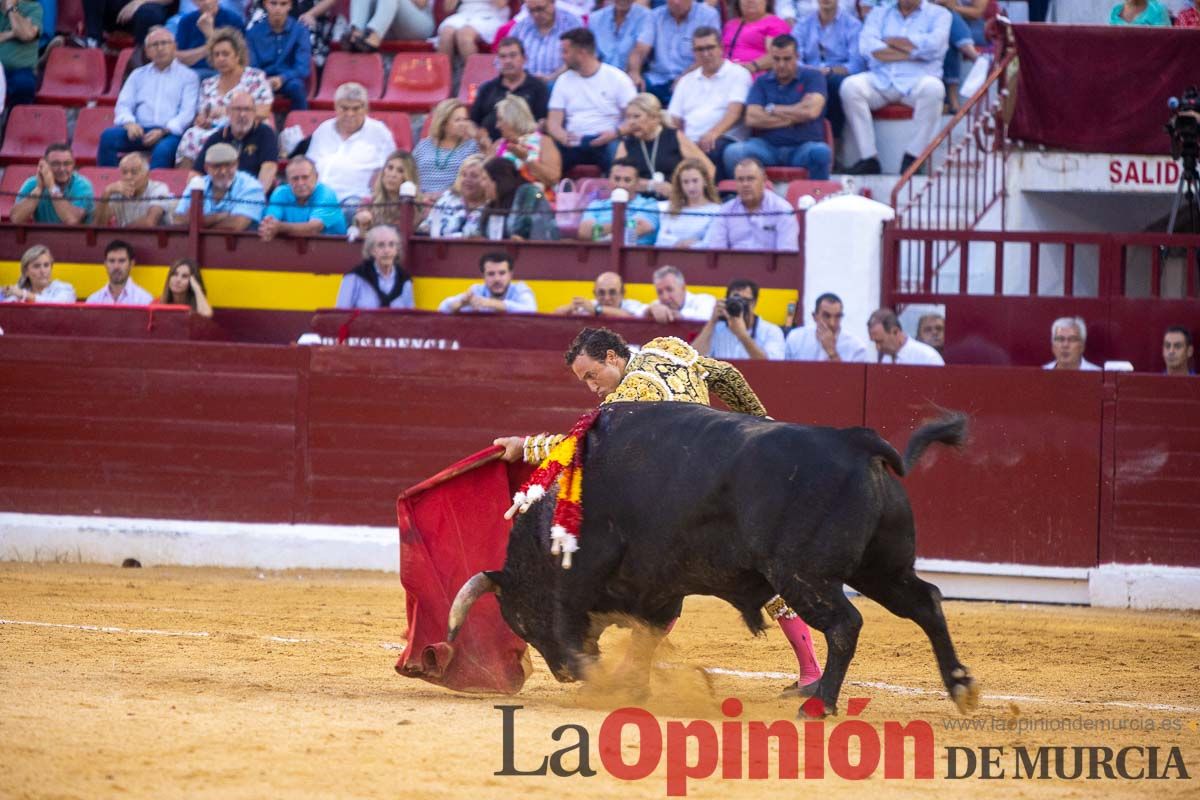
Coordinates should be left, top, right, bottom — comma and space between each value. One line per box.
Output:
1109, 159, 1181, 187
1016, 153, 1185, 193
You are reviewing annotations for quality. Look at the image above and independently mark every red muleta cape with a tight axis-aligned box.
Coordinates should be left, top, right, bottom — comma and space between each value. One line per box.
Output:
395, 447, 532, 694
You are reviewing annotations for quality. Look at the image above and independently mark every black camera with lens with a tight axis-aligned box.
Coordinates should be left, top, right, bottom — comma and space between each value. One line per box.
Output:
724, 296, 749, 320
1166, 86, 1200, 167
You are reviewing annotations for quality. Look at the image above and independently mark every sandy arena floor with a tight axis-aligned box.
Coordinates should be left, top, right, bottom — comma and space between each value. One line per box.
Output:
1, 562, 1197, 799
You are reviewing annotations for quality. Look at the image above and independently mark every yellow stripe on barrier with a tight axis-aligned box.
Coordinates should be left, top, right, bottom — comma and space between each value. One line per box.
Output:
1, 263, 798, 326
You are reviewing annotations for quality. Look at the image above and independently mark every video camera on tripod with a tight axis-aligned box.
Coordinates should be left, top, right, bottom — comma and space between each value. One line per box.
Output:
1165, 87, 1200, 235
1166, 86, 1200, 168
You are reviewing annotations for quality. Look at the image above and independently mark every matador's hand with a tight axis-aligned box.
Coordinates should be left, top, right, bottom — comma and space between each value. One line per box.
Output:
493, 436, 525, 463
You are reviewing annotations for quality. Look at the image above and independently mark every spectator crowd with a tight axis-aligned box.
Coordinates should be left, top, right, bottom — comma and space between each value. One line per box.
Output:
0, 0, 1195, 376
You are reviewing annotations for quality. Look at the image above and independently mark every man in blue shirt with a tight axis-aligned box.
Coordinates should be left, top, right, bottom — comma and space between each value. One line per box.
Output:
260, 156, 346, 240
176, 0, 245, 80
99, 27, 200, 169
438, 252, 539, 314
511, 0, 583, 83
587, 0, 650, 71
792, 0, 865, 137
246, 0, 312, 110
693, 278, 786, 360
174, 142, 265, 230
11, 144, 94, 225
840, 0, 950, 175
577, 158, 659, 245
722, 34, 832, 180
628, 0, 720, 105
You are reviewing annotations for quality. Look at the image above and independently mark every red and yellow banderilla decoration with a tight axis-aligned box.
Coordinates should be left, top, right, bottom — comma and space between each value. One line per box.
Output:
504, 409, 601, 569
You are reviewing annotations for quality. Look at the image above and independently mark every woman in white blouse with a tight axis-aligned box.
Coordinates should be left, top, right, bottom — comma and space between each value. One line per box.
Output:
2, 245, 76, 304
655, 158, 722, 249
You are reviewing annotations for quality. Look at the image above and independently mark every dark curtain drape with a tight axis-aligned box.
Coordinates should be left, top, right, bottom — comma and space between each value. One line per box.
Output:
1009, 25, 1200, 155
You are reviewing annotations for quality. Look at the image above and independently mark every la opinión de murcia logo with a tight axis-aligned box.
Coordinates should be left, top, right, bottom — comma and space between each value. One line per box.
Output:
493, 699, 1192, 796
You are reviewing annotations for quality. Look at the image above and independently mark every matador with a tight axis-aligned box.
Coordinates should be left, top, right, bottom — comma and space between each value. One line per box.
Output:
495, 327, 823, 697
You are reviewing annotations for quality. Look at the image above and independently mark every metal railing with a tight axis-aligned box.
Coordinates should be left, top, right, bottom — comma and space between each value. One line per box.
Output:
888, 35, 1018, 288
882, 228, 1200, 303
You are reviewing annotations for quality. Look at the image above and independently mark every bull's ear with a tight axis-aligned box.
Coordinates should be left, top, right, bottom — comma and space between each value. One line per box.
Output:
484, 570, 505, 594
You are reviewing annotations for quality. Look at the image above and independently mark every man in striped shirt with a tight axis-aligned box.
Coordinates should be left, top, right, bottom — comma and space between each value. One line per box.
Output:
510, 0, 584, 83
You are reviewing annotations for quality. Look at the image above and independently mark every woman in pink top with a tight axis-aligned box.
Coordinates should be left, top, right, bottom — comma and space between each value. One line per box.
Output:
1176, 0, 1200, 25
722, 0, 792, 75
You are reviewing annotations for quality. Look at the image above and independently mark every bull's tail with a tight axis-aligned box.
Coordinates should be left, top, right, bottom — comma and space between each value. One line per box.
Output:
902, 411, 969, 475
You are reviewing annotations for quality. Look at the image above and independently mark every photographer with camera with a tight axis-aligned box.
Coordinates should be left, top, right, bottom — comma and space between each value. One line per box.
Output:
693, 278, 785, 361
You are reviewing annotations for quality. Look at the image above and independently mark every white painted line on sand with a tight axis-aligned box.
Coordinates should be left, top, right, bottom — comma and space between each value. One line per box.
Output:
0, 618, 210, 638
703, 668, 1200, 714
9, 618, 1196, 715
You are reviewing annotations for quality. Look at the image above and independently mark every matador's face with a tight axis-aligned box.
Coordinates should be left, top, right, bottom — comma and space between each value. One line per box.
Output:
570, 350, 627, 399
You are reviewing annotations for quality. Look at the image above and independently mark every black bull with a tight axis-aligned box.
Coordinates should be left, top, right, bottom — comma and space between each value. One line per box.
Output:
448, 402, 979, 715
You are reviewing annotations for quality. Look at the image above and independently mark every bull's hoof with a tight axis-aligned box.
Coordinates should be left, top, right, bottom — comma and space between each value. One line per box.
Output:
798, 696, 835, 719
950, 669, 980, 714
779, 678, 822, 699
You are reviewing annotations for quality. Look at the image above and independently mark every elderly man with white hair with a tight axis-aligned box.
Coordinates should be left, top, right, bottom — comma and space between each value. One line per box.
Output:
306, 82, 397, 205
1044, 316, 1101, 371
94, 152, 174, 228
643, 265, 716, 323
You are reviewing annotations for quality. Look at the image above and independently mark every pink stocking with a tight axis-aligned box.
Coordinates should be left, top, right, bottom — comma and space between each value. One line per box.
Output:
776, 614, 822, 685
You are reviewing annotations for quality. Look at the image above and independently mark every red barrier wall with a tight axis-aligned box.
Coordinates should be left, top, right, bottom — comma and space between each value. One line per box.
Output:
310, 309, 703, 350
0, 336, 1192, 568
865, 366, 1103, 567
0, 303, 226, 341
0, 338, 300, 522
1101, 373, 1200, 567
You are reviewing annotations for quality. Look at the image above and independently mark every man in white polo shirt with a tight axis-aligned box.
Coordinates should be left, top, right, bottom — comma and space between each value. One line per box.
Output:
546, 27, 638, 176
305, 82, 396, 205
644, 265, 716, 323
867, 307, 944, 365
667, 26, 753, 181
1043, 316, 1101, 371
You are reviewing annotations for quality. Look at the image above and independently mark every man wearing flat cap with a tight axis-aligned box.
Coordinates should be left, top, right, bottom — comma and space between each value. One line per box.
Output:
173, 142, 266, 231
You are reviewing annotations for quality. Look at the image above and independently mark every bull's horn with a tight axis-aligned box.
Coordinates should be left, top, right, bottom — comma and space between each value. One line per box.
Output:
447, 572, 498, 642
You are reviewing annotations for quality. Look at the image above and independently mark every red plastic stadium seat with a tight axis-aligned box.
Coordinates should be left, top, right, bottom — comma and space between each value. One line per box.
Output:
379, 38, 436, 53
785, 179, 844, 207
37, 47, 108, 106
149, 167, 191, 197
764, 166, 810, 182
0, 105, 69, 164
0, 165, 37, 220
99, 48, 135, 105
763, 121, 836, 183
282, 110, 334, 139
874, 103, 914, 121
310, 52, 385, 109
377, 53, 452, 112
375, 112, 415, 151
79, 166, 123, 194
72, 106, 116, 166
458, 53, 498, 104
